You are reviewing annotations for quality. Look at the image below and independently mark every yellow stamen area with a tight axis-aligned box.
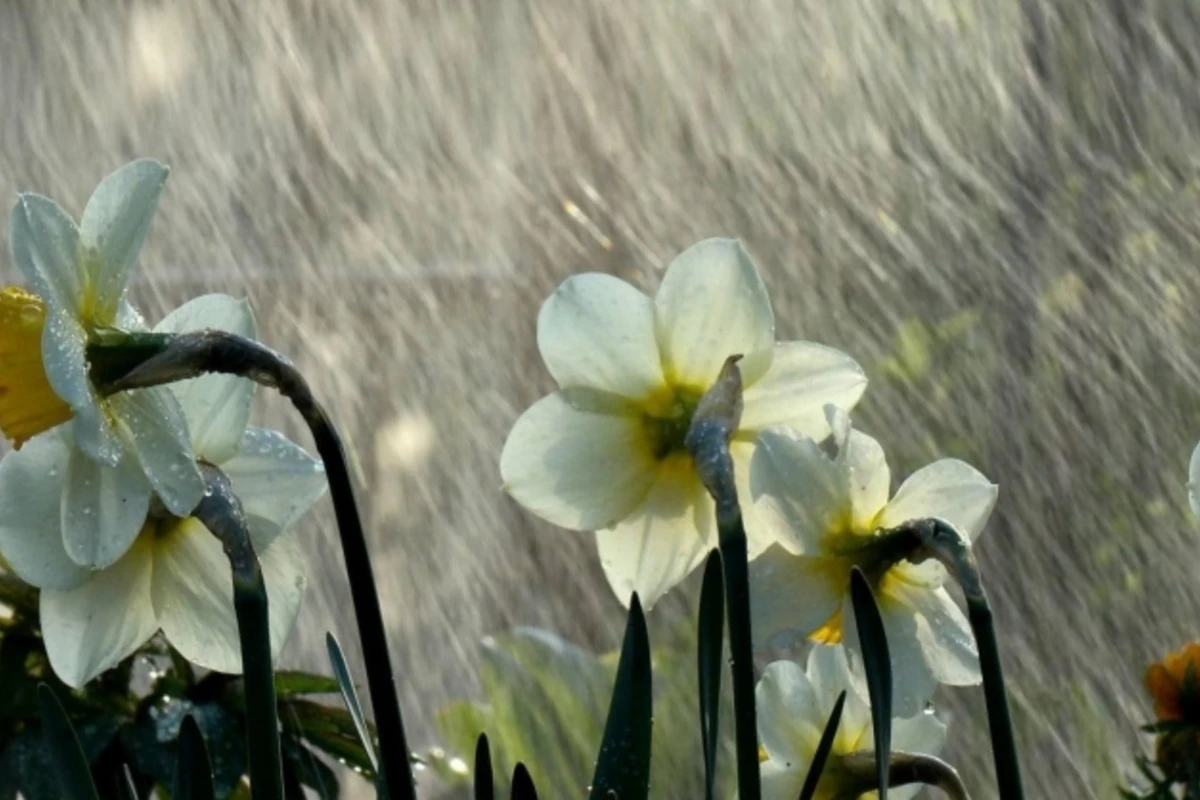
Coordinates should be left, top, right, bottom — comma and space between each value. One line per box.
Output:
0, 287, 72, 447
807, 563, 904, 647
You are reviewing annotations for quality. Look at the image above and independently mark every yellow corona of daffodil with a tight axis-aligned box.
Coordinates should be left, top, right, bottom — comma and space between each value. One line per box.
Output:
3, 159, 206, 569
500, 239, 867, 609
749, 408, 997, 716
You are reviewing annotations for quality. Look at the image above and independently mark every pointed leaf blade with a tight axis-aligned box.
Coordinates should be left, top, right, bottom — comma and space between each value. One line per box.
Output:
697, 549, 724, 800
172, 714, 216, 800
850, 567, 892, 800
474, 733, 495, 800
797, 691, 847, 800
36, 684, 99, 800
510, 763, 538, 800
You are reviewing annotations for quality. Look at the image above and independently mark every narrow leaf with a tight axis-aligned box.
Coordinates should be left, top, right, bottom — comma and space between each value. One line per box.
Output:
588, 593, 652, 800
473, 733, 494, 800
849, 567, 891, 800
172, 715, 216, 800
510, 763, 538, 800
274, 671, 341, 697
325, 632, 380, 774
797, 691, 847, 800
36, 684, 99, 800
116, 766, 138, 800
697, 549, 724, 800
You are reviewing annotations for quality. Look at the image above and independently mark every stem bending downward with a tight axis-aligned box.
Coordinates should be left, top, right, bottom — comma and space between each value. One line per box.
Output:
96, 329, 417, 800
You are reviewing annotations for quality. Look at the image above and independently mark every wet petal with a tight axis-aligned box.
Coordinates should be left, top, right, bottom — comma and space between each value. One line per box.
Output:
759, 759, 805, 800
806, 645, 872, 740
655, 239, 774, 389
42, 309, 124, 465
756, 660, 822, 765
536, 273, 665, 400
740, 342, 867, 437
750, 546, 846, 647
10, 193, 82, 314
110, 387, 204, 517
595, 454, 714, 609
61, 444, 151, 569
843, 590, 939, 719
500, 389, 658, 531
41, 537, 157, 688
78, 159, 168, 320
222, 427, 327, 537
732, 440, 771, 559
0, 435, 88, 589
840, 429, 890, 530
893, 582, 980, 686
878, 459, 997, 542
750, 428, 848, 554
156, 294, 257, 463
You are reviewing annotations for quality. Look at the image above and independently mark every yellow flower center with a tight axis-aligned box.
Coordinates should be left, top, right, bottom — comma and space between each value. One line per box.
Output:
0, 287, 72, 448
807, 520, 909, 646
640, 384, 705, 460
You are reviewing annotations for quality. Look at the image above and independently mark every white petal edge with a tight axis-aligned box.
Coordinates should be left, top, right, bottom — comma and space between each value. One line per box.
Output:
842, 591, 940, 719
43, 309, 125, 465
655, 238, 775, 389
10, 193, 82, 315
840, 428, 891, 530
595, 454, 714, 609
756, 659, 823, 766
41, 536, 157, 688
536, 273, 666, 401
222, 427, 327, 537
0, 434, 89, 589
750, 427, 848, 555
740, 342, 867, 437
111, 387, 205, 517
61, 444, 151, 569
500, 389, 658, 531
78, 159, 169, 320
155, 294, 257, 463
878, 459, 998, 542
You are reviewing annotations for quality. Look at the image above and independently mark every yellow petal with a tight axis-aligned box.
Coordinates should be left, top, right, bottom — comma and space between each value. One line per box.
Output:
0, 287, 72, 447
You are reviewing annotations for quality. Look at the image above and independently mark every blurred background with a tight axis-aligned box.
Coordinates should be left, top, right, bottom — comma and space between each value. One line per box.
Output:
4, 0, 1200, 796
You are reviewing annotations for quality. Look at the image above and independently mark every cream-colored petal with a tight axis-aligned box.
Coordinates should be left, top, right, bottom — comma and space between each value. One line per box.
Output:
878, 459, 997, 542
78, 159, 168, 321
500, 389, 657, 531
41, 536, 157, 688
155, 294, 257, 464
749, 546, 846, 647
222, 427, 327, 537
43, 310, 124, 466
842, 590, 939, 719
10, 193, 82, 315
892, 582, 980, 687
536, 273, 665, 400
759, 759, 806, 800
750, 428, 848, 555
110, 387, 205, 517
732, 440, 772, 559
255, 528, 308, 663
806, 645, 872, 742
888, 710, 949, 800
740, 342, 867, 437
0, 435, 89, 590
839, 429, 890, 530
595, 455, 715, 609
756, 659, 822, 766
61, 444, 151, 569
1189, 440, 1200, 520
655, 238, 774, 389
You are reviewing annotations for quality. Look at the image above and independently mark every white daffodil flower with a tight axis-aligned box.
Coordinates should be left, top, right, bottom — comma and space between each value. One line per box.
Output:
2, 159, 206, 567
0, 294, 327, 688
500, 239, 867, 608
756, 646, 946, 800
749, 408, 997, 716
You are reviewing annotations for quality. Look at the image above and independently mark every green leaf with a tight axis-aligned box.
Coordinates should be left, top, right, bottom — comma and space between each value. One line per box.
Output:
120, 699, 246, 798
325, 632, 378, 775
510, 763, 538, 800
474, 733, 494, 800
280, 699, 376, 778
172, 715, 216, 800
36, 684, 99, 800
115, 765, 138, 800
274, 671, 341, 698
798, 691, 847, 800
849, 568, 892, 800
281, 736, 340, 800
697, 549, 724, 800
589, 593, 652, 800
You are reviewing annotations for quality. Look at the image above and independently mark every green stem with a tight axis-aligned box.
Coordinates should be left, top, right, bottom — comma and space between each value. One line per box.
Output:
96, 330, 416, 800
193, 464, 284, 800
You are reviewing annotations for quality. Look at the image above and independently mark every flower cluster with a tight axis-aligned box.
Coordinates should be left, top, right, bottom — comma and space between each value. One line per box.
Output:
0, 161, 327, 687
501, 238, 999, 786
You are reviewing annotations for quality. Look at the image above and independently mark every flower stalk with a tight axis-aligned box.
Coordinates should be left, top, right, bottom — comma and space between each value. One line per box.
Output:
90, 328, 417, 800
839, 751, 971, 800
685, 355, 761, 800
191, 462, 283, 800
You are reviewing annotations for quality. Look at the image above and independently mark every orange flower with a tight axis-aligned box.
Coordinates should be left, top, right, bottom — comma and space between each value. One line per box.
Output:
1146, 643, 1200, 722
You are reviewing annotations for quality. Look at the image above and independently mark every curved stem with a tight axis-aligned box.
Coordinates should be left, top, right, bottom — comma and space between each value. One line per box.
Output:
841, 751, 971, 800
95, 330, 416, 800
